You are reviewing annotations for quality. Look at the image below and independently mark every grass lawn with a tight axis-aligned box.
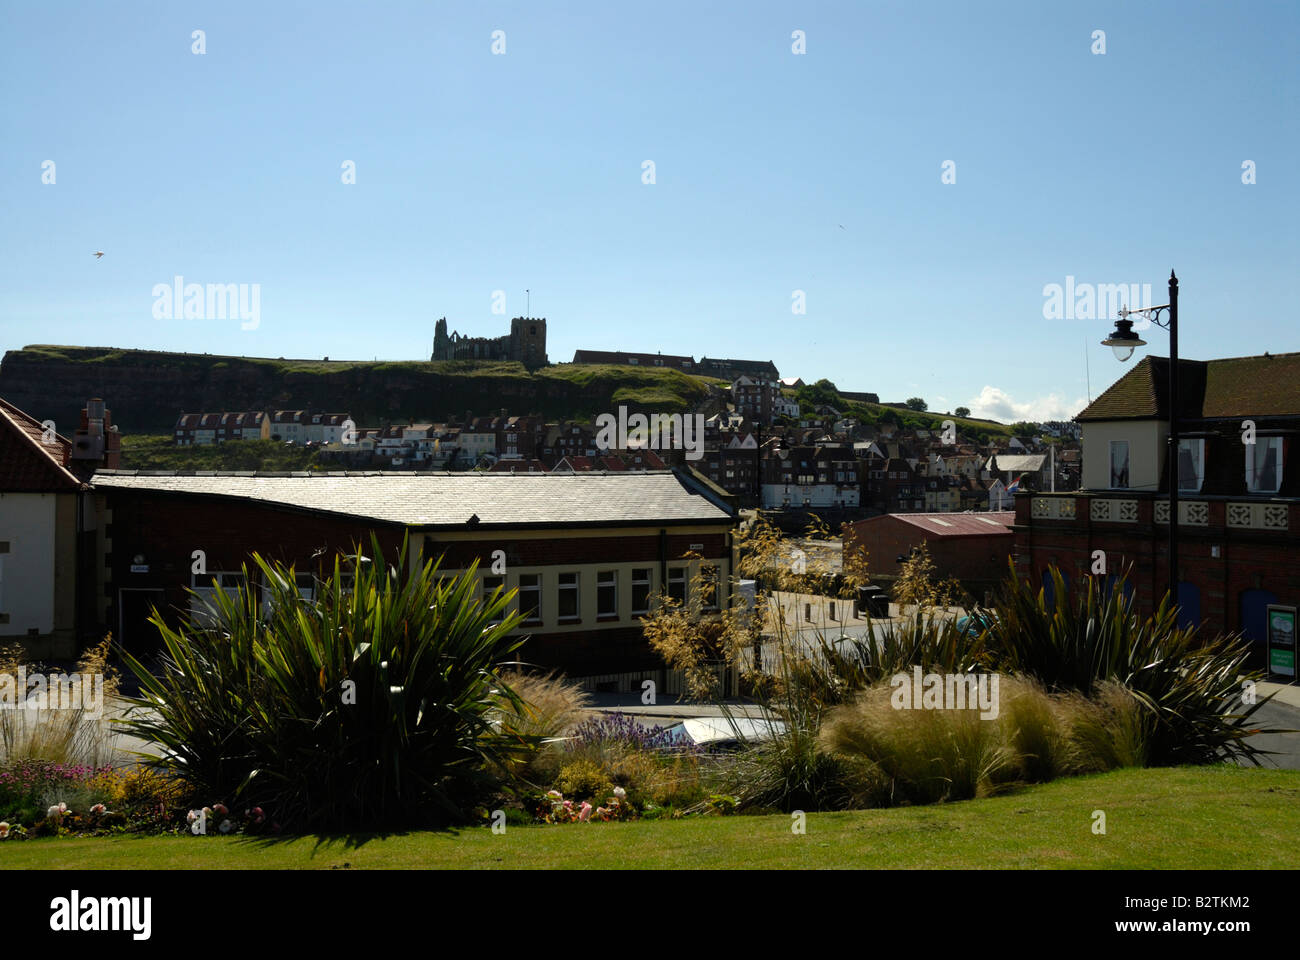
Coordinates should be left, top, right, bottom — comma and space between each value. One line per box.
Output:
6, 766, 1297, 869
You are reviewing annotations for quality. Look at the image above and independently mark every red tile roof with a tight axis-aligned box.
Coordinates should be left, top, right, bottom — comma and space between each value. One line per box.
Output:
0, 397, 84, 492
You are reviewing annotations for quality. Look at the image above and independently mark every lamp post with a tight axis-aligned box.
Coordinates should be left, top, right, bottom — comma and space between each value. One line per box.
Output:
1101, 270, 1180, 606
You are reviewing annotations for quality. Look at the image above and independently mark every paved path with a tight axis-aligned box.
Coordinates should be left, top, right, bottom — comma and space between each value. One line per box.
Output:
1244, 682, 1300, 770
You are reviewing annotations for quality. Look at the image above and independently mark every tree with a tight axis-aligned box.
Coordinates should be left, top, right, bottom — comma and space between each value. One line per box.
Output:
891, 542, 964, 611
905, 397, 928, 412
796, 378, 841, 412
954, 406, 971, 418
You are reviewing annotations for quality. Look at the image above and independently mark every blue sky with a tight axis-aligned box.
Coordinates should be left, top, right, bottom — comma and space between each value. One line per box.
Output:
2, 0, 1296, 422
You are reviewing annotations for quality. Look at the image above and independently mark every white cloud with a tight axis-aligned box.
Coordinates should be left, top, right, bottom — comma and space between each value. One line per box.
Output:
966, 386, 1088, 424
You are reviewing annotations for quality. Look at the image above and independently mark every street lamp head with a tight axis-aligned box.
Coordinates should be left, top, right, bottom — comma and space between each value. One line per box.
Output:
1102, 318, 1147, 363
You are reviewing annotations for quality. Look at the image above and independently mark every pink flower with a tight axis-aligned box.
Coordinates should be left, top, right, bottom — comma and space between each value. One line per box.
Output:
578, 802, 593, 822
213, 803, 228, 817
0, 822, 9, 839
90, 803, 106, 815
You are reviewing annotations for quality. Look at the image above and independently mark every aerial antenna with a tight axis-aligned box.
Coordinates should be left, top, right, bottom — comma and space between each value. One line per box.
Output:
1084, 337, 1092, 404
526, 289, 530, 318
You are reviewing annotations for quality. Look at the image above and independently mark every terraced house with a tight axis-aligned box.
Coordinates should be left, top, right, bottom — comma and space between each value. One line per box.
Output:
1015, 352, 1300, 668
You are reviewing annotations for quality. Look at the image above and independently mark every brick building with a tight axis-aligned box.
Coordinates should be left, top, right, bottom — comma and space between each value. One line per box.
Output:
90, 469, 736, 677
0, 397, 119, 657
843, 511, 1015, 599
1015, 352, 1300, 667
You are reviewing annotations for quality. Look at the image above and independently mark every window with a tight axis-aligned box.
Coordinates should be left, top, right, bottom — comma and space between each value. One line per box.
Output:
597, 570, 617, 617
1178, 438, 1205, 492
482, 575, 505, 624
667, 568, 687, 604
1109, 440, 1130, 489
558, 572, 579, 620
700, 565, 719, 610
518, 573, 541, 623
631, 568, 652, 614
1246, 436, 1283, 493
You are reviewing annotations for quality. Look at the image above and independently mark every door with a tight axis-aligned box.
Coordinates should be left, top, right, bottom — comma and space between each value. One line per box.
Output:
117, 588, 166, 661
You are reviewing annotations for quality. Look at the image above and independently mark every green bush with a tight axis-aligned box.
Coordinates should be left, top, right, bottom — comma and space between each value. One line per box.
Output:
120, 536, 532, 831
985, 563, 1274, 766
553, 759, 612, 801
819, 682, 1018, 806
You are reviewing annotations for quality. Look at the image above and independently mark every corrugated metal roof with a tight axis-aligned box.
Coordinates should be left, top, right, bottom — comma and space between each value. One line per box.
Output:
90, 470, 734, 528
877, 512, 1015, 537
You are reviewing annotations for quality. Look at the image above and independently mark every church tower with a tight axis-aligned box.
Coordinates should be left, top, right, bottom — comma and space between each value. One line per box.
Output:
510, 316, 547, 369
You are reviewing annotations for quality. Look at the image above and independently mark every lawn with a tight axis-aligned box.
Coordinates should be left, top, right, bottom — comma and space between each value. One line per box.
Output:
6, 766, 1297, 869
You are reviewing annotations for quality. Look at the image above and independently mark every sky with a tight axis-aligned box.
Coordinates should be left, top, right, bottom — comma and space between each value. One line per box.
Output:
1, 0, 1297, 423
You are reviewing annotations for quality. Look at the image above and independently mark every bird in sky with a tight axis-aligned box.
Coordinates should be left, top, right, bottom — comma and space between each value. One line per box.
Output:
838, 224, 845, 230
93, 251, 104, 259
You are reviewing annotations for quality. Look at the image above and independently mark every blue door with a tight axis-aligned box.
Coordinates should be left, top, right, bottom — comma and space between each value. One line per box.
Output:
1240, 588, 1279, 651
1042, 568, 1071, 609
1103, 573, 1135, 606
1176, 581, 1201, 631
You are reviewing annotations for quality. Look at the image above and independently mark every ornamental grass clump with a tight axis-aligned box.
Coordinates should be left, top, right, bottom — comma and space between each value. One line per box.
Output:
489, 670, 591, 782
120, 536, 534, 831
984, 562, 1277, 766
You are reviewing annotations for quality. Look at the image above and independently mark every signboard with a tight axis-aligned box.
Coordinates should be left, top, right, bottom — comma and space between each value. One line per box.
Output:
1266, 604, 1296, 678
129, 564, 149, 574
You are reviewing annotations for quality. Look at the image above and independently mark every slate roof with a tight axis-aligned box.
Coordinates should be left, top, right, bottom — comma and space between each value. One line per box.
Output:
1077, 353, 1300, 422
0, 397, 83, 492
90, 470, 735, 529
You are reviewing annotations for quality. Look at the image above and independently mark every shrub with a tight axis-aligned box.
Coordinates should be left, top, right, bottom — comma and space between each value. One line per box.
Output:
490, 670, 591, 782
819, 681, 1018, 806
0, 637, 122, 768
554, 758, 612, 801
1060, 681, 1151, 773
1000, 676, 1071, 782
986, 562, 1275, 766
120, 536, 532, 830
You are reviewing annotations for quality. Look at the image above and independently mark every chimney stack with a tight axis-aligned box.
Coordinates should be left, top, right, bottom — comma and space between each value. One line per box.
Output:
70, 398, 121, 470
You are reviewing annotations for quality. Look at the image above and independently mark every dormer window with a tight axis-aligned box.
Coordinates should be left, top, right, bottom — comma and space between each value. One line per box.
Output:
1246, 436, 1283, 493
1178, 439, 1205, 492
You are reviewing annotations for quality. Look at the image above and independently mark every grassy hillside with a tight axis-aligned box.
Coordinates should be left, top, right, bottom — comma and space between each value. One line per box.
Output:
118, 435, 325, 472
0, 345, 715, 434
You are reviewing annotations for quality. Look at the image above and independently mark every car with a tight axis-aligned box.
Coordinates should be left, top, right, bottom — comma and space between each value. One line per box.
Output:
660, 716, 787, 752
954, 611, 997, 637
